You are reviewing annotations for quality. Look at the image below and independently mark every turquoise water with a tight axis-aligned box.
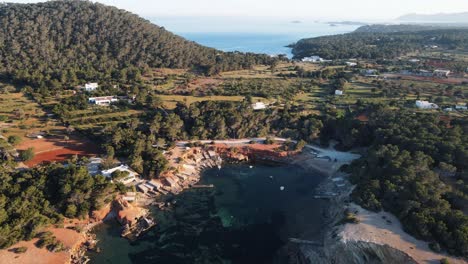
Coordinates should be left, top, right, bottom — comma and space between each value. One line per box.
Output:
88, 164, 326, 263
150, 17, 360, 57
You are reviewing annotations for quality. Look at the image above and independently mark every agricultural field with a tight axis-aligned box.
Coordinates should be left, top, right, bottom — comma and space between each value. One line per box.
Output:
0, 84, 100, 167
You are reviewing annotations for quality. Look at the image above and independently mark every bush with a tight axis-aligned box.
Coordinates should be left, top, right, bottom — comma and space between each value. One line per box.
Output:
20, 147, 35, 161
295, 140, 307, 151
13, 246, 28, 253
440, 258, 450, 264
7, 135, 22, 146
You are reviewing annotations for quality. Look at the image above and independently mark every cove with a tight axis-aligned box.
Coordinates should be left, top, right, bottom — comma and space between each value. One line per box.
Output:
87, 163, 327, 263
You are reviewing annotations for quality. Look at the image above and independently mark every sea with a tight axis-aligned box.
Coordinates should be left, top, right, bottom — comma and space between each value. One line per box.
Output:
149, 17, 361, 57
88, 164, 327, 263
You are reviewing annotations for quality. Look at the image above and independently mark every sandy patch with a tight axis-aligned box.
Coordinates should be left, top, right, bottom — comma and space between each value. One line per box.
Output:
340, 203, 467, 264
0, 228, 85, 264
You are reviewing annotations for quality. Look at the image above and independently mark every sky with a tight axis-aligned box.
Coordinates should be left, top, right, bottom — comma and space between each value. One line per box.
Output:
11, 0, 468, 21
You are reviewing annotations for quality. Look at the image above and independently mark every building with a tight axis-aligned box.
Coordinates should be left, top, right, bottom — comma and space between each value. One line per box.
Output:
101, 164, 138, 184
416, 100, 439, 109
123, 192, 137, 202
164, 176, 179, 188
455, 104, 467, 111
88, 96, 118, 106
408, 59, 420, 63
302, 56, 323, 62
433, 69, 451, 77
81, 83, 99, 92
148, 179, 164, 190
252, 102, 267, 110
361, 69, 378, 76
87, 157, 103, 176
345, 62, 357, 67
335, 90, 344, 96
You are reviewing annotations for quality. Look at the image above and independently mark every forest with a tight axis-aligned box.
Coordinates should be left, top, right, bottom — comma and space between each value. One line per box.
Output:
333, 106, 468, 257
0, 1, 276, 88
0, 162, 117, 249
290, 27, 468, 60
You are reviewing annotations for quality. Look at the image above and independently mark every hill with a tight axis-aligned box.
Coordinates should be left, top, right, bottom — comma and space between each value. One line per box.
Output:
289, 26, 468, 60
0, 1, 275, 87
398, 12, 468, 23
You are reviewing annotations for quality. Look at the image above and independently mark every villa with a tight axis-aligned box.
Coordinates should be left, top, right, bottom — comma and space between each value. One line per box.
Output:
89, 96, 118, 106
81, 82, 99, 92
415, 100, 439, 109
335, 90, 344, 95
101, 164, 139, 185
433, 69, 451, 77
252, 102, 268, 110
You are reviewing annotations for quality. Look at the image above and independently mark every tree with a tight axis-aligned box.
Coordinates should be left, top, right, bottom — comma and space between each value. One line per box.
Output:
295, 140, 307, 151
7, 135, 22, 146
20, 148, 35, 161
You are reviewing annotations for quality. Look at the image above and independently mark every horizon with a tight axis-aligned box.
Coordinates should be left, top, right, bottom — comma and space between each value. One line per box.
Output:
9, 0, 468, 21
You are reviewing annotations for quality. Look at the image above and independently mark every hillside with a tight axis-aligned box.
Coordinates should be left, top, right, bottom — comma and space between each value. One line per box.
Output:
289, 26, 468, 60
0, 1, 274, 87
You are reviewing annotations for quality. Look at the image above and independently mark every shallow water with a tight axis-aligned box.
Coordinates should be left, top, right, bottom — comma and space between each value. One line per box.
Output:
88, 163, 326, 264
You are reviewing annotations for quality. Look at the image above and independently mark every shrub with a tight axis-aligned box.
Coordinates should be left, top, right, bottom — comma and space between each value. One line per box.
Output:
7, 135, 22, 146
20, 147, 35, 161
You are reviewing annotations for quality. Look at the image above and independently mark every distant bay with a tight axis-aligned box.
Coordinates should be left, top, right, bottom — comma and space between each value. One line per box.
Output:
149, 17, 361, 57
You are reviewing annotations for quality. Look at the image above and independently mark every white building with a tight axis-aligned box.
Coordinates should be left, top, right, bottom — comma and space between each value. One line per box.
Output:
335, 90, 344, 95
345, 62, 357, 67
302, 56, 322, 62
82, 83, 99, 92
89, 96, 118, 106
101, 164, 138, 185
455, 104, 467, 111
252, 102, 267, 110
416, 100, 439, 109
433, 69, 451, 77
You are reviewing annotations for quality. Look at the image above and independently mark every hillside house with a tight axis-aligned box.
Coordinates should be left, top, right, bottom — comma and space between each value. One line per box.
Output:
89, 96, 118, 106
416, 100, 439, 109
252, 102, 267, 110
302, 56, 323, 62
455, 104, 467, 111
346, 62, 357, 67
81, 82, 99, 92
101, 164, 138, 185
433, 69, 451, 77
335, 90, 344, 95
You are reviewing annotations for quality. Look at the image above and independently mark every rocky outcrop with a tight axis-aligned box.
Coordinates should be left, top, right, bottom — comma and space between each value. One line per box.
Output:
287, 241, 418, 264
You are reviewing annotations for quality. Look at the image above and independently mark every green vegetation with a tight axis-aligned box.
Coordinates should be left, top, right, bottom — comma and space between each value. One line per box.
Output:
0, 0, 277, 88
0, 162, 116, 248
7, 135, 21, 146
35, 231, 66, 252
20, 147, 35, 161
291, 27, 468, 60
340, 107, 467, 256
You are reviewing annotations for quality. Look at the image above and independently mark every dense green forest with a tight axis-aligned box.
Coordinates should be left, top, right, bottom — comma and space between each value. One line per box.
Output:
290, 27, 468, 60
0, 1, 276, 88
0, 162, 116, 248
333, 106, 468, 256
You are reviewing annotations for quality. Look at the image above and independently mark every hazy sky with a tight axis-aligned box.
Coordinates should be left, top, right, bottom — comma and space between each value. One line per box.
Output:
11, 0, 468, 20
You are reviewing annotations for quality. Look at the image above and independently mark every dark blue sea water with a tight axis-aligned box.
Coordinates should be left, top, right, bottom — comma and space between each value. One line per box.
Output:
150, 17, 360, 57
88, 164, 326, 263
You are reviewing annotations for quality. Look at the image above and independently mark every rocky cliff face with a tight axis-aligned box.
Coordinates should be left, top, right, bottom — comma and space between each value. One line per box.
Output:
299, 241, 418, 264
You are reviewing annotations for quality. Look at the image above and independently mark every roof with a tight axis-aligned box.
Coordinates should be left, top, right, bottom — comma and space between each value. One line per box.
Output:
101, 164, 138, 178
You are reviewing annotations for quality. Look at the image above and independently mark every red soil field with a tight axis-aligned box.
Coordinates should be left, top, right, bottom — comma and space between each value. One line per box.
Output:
16, 135, 100, 167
